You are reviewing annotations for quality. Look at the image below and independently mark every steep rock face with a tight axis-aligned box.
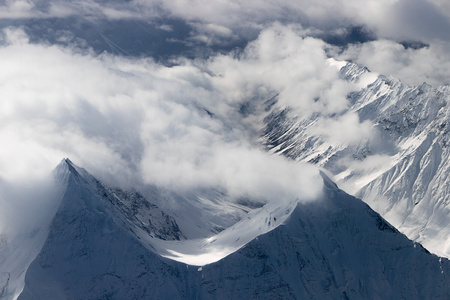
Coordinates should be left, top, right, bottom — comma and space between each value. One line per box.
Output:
57, 159, 185, 241
262, 62, 450, 257
18, 161, 450, 299
107, 187, 185, 240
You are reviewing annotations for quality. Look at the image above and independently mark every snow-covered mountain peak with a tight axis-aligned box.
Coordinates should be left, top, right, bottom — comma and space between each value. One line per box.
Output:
261, 61, 450, 258
319, 170, 339, 191
61, 158, 78, 174
10, 159, 450, 299
52, 158, 91, 188
53, 159, 186, 242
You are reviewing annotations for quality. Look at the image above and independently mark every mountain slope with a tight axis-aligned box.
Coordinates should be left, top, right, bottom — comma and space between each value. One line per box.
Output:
262, 62, 450, 257
196, 174, 450, 299
17, 160, 450, 299
17, 159, 188, 299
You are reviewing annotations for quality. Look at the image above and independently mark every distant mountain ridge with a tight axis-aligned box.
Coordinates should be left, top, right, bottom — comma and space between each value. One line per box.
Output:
262, 62, 450, 258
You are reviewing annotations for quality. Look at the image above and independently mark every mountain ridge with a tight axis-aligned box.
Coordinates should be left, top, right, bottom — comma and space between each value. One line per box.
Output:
15, 159, 450, 299
261, 61, 450, 258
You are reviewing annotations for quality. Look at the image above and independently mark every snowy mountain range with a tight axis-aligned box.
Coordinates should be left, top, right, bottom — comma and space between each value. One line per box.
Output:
2, 60, 450, 299
262, 62, 450, 258
0, 155, 447, 299
1, 0, 449, 298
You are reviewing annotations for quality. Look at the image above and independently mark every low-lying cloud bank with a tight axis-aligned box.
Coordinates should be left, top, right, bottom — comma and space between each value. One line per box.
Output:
0, 8, 448, 234
2, 1, 449, 86
3, 1, 449, 43
1, 25, 357, 234
0, 24, 367, 192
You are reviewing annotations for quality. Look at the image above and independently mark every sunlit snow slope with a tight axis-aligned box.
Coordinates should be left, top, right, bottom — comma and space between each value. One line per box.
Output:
262, 62, 450, 258
14, 159, 450, 299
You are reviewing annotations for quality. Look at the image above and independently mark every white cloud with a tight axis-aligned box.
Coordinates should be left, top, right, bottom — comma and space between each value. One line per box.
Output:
0, 26, 330, 204
340, 39, 450, 86
3, 1, 448, 44
4, 23, 440, 246
202, 23, 233, 37
307, 113, 375, 146
1, 1, 448, 87
0, 0, 39, 19
206, 24, 354, 115
154, 0, 450, 43
155, 0, 450, 87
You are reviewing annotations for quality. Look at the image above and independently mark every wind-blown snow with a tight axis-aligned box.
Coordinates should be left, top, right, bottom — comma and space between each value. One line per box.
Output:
148, 196, 301, 266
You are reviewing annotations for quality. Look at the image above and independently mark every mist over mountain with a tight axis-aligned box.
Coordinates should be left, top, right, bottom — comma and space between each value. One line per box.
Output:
263, 62, 450, 257
6, 159, 448, 299
1, 0, 450, 299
